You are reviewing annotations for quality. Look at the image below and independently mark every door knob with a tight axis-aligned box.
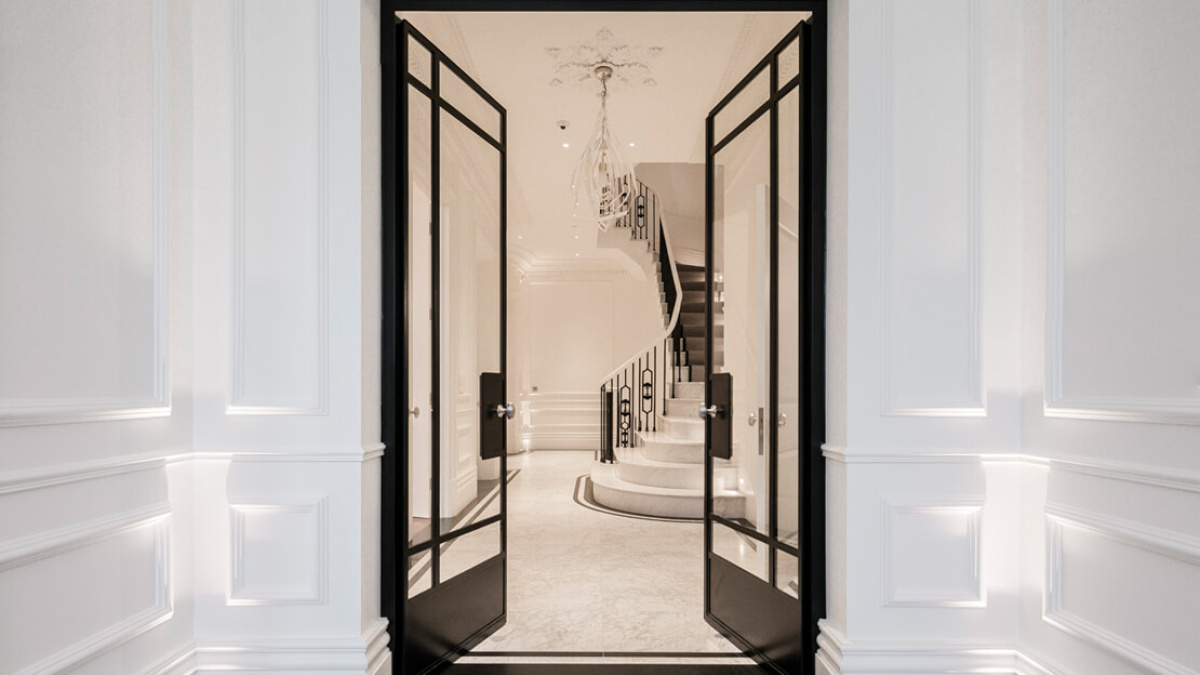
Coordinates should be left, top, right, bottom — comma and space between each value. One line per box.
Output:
410, 407, 421, 418
698, 404, 722, 419
778, 412, 787, 427
494, 403, 515, 419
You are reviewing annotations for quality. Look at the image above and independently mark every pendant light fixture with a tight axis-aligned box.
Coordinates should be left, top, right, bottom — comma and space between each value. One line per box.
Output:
570, 65, 637, 231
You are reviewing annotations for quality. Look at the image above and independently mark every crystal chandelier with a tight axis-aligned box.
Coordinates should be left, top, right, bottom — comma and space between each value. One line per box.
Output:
571, 65, 636, 231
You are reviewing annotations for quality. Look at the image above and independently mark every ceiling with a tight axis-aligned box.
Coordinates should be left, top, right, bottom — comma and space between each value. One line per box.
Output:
398, 11, 808, 264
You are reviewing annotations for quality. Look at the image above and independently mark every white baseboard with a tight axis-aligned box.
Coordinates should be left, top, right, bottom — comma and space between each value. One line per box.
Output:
154, 619, 390, 675
816, 621, 1074, 675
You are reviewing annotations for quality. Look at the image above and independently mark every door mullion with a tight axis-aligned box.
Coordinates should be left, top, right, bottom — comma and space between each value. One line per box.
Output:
429, 50, 441, 588
767, 44, 780, 590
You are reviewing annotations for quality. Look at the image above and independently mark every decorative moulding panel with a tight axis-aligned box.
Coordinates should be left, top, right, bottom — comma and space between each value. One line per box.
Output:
879, 0, 985, 418
880, 494, 985, 608
0, 504, 172, 675
227, 0, 330, 416
1044, 503, 1200, 675
1043, 0, 1200, 426
0, 0, 171, 429
228, 494, 328, 605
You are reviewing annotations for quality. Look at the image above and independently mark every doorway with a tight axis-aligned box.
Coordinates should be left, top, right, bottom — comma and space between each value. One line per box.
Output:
381, 3, 826, 674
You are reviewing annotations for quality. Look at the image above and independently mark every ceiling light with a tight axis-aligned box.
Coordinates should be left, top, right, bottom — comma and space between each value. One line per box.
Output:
571, 65, 635, 232
574, 235, 579, 239
562, 143, 570, 148
575, 253, 580, 257
517, 235, 523, 240
629, 142, 635, 147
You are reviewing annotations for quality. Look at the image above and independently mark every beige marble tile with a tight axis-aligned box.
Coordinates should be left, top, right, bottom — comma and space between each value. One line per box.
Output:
478, 450, 740, 655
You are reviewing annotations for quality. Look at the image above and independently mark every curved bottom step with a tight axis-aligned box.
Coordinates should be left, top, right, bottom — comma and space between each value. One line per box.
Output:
590, 464, 746, 520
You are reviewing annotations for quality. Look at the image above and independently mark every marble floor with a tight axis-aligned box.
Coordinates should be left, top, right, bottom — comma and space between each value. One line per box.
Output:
467, 450, 750, 662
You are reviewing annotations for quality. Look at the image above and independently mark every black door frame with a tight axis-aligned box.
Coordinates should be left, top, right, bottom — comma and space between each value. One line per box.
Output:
380, 1, 826, 670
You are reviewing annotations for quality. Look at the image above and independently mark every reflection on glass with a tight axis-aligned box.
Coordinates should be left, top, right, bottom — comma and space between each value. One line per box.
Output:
407, 33, 432, 87
778, 35, 801, 88
712, 522, 768, 582
712, 117, 771, 538
440, 62, 502, 142
440, 523, 501, 584
407, 84, 434, 549
408, 548, 432, 598
438, 109, 502, 536
775, 550, 799, 599
776, 88, 802, 548
713, 68, 769, 147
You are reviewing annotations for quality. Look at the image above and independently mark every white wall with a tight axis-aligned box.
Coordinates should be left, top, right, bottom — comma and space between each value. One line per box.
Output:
513, 263, 662, 396
0, 1, 386, 672
0, 1, 196, 672
822, 1, 1200, 674
189, 0, 385, 670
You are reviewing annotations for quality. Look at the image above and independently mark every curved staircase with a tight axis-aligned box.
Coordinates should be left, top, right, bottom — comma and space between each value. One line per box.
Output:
590, 180, 744, 520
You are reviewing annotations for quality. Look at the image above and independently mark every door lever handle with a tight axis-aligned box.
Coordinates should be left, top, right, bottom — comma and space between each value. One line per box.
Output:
494, 403, 515, 419
698, 404, 722, 419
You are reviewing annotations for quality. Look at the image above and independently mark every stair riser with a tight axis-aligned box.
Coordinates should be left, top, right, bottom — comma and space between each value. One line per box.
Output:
641, 440, 704, 464
674, 382, 705, 399
660, 415, 704, 441
615, 460, 738, 490
592, 482, 746, 520
664, 397, 703, 418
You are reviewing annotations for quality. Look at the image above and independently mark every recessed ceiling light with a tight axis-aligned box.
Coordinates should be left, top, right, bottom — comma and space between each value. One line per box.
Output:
629, 142, 635, 147
517, 235, 523, 239
562, 143, 570, 148
574, 235, 579, 239
575, 253, 580, 257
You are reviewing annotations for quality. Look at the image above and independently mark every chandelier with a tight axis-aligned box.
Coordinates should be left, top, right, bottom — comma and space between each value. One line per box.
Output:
570, 65, 636, 231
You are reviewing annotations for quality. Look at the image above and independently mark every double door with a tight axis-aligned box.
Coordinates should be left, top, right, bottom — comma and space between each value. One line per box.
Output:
385, 15, 823, 675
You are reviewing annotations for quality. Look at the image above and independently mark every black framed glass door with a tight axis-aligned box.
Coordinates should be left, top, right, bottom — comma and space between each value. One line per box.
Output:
391, 20, 509, 675
703, 19, 823, 674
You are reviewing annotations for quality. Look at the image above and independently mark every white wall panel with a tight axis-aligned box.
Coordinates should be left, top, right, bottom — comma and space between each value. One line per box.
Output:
229, 495, 328, 605
0, 508, 171, 674
0, 0, 170, 426
1046, 505, 1200, 674
881, 0, 983, 416
881, 496, 984, 608
1046, 0, 1200, 424
228, 0, 330, 415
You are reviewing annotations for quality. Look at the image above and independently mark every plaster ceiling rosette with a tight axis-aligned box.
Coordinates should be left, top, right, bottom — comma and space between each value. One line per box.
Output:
546, 28, 663, 95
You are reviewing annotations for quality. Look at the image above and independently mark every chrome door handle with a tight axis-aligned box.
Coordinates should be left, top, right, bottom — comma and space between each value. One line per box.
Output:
748, 411, 758, 427
494, 403, 515, 419
698, 405, 722, 419
778, 412, 787, 427
410, 407, 421, 419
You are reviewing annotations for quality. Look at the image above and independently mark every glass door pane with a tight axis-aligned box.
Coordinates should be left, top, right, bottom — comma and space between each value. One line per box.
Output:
438, 108, 502, 551
408, 82, 434, 556
776, 86, 803, 551
712, 114, 772, 585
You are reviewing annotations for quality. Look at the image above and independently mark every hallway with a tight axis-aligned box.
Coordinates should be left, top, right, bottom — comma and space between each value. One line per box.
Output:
459, 451, 753, 666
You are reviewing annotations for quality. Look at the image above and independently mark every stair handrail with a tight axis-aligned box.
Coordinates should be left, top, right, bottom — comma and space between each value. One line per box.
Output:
598, 183, 684, 457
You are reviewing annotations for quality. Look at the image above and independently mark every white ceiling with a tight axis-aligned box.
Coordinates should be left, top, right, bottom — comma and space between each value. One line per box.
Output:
398, 11, 807, 263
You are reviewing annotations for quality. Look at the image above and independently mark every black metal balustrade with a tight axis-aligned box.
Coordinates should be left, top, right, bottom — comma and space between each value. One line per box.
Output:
600, 182, 683, 456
